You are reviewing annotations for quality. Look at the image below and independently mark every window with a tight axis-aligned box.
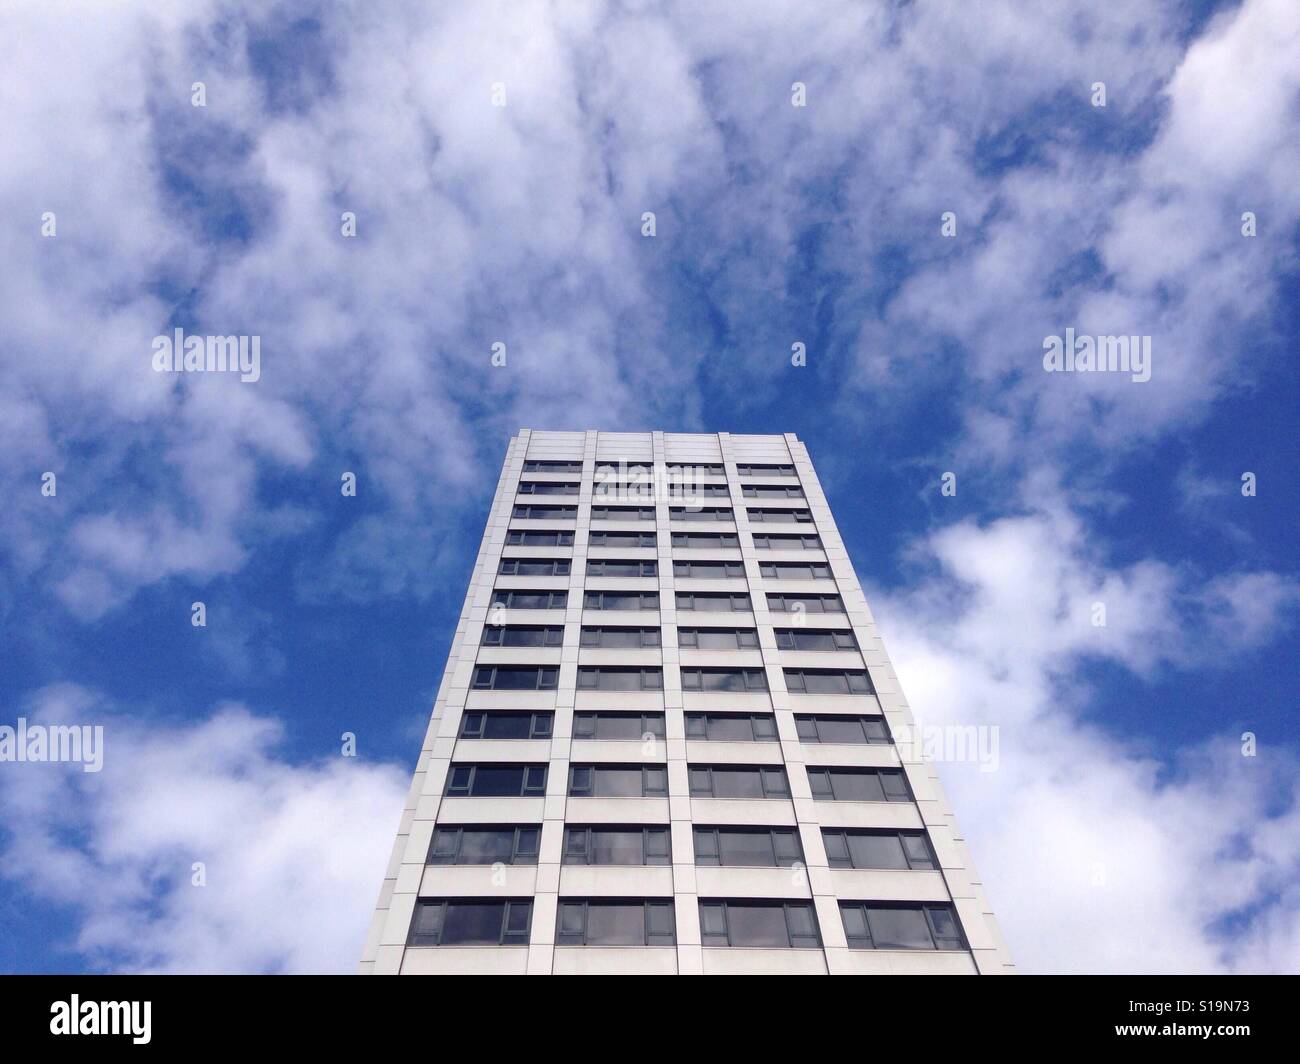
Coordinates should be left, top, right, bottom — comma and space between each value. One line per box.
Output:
688, 764, 789, 798
736, 463, 796, 477
490, 589, 568, 610
693, 827, 802, 866
408, 899, 532, 946
751, 533, 821, 549
512, 504, 577, 520
594, 463, 653, 482
587, 559, 657, 577
594, 480, 654, 499
563, 827, 671, 866
666, 463, 724, 477
523, 459, 583, 473
669, 506, 733, 522
579, 626, 661, 648
498, 557, 571, 576
576, 666, 663, 691
678, 627, 759, 650
684, 713, 777, 742
676, 591, 752, 612
428, 826, 541, 865
674, 559, 745, 578
589, 531, 656, 548
839, 903, 965, 951
698, 901, 820, 948
775, 629, 857, 651
444, 764, 548, 798
784, 669, 872, 694
668, 482, 731, 498
556, 900, 676, 946
680, 668, 768, 692
459, 711, 553, 739
481, 625, 565, 648
569, 764, 668, 798
590, 505, 655, 521
671, 532, 740, 548
759, 561, 831, 580
471, 665, 559, 691
506, 529, 575, 546
517, 481, 579, 495
766, 593, 843, 614
822, 829, 936, 871
794, 714, 888, 744
747, 508, 813, 523
584, 590, 659, 611
807, 767, 911, 802
573, 712, 665, 740
742, 485, 804, 499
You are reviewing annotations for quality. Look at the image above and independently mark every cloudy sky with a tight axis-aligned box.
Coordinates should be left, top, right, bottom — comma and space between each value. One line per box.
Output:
1, 0, 1296, 974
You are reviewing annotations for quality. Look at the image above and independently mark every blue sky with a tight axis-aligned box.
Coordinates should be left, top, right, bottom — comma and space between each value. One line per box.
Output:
0, 0, 1296, 973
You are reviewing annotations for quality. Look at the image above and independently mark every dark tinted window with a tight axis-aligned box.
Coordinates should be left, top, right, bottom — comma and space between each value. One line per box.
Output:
807, 767, 911, 802
775, 629, 857, 651
459, 711, 553, 739
569, 764, 668, 798
580, 626, 660, 648
698, 901, 819, 948
685, 713, 777, 742
481, 625, 565, 647
563, 827, 671, 865
499, 557, 570, 576
678, 628, 759, 649
490, 589, 568, 610
408, 899, 532, 946
693, 827, 802, 866
506, 529, 575, 546
444, 764, 547, 798
587, 559, 657, 577
794, 714, 889, 744
784, 669, 872, 694
523, 460, 583, 473
471, 666, 559, 690
428, 826, 541, 865
556, 900, 675, 946
766, 593, 843, 613
573, 712, 665, 740
681, 668, 768, 691
576, 667, 663, 690
676, 592, 752, 612
840, 904, 965, 951
688, 765, 788, 799
822, 829, 936, 870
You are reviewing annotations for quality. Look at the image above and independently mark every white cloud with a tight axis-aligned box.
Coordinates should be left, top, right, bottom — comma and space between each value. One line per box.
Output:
872, 489, 1300, 973
0, 684, 406, 973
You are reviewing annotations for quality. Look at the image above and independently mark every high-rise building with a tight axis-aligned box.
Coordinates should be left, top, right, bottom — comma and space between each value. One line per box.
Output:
361, 430, 1014, 975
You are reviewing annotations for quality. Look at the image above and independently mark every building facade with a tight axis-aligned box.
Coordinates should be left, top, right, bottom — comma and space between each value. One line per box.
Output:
361, 430, 1014, 975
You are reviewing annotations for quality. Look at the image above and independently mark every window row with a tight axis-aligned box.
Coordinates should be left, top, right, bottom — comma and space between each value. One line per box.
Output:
482, 624, 858, 652
427, 825, 936, 870
442, 763, 912, 801
408, 898, 965, 951
497, 558, 837, 580
512, 505, 817, 524
489, 589, 848, 614
454, 710, 887, 746
522, 461, 798, 478
468, 663, 872, 695
503, 529, 822, 551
